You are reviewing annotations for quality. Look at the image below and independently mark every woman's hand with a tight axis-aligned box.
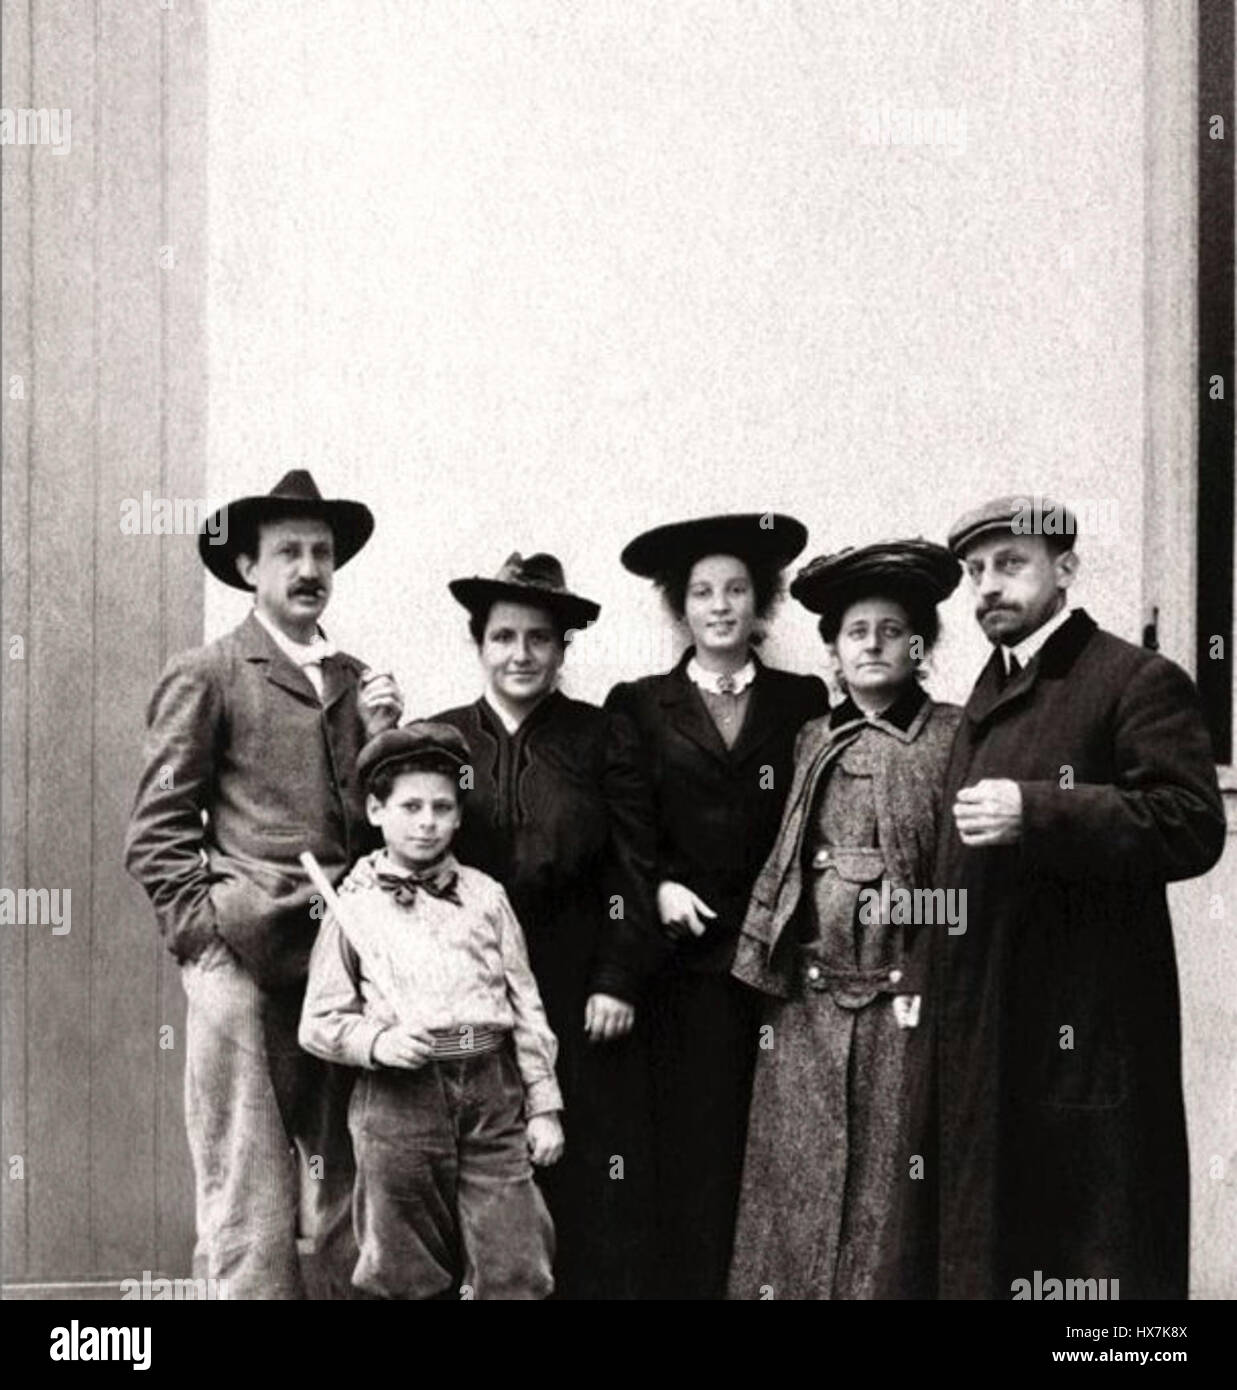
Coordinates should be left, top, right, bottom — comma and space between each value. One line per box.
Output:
656, 880, 718, 940
584, 993, 635, 1042
527, 1112, 565, 1167
372, 1025, 435, 1070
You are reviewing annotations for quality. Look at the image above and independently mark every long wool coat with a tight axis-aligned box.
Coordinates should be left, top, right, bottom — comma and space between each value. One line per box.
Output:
925, 609, 1225, 1300
729, 692, 961, 1299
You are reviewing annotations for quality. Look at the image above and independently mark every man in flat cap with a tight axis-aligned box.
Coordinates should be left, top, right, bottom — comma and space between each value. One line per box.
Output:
125, 470, 403, 1299
922, 494, 1225, 1300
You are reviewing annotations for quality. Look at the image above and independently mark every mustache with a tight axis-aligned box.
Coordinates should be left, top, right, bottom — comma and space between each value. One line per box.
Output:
978, 602, 1017, 616
290, 583, 326, 597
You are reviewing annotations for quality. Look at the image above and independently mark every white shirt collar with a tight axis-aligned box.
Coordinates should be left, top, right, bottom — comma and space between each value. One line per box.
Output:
1004, 601, 1072, 672
687, 655, 757, 696
254, 607, 335, 666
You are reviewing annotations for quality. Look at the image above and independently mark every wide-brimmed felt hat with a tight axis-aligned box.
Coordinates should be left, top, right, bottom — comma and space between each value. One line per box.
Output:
358, 720, 473, 790
620, 513, 808, 579
448, 552, 600, 631
198, 469, 374, 590
790, 538, 961, 621
947, 494, 1079, 556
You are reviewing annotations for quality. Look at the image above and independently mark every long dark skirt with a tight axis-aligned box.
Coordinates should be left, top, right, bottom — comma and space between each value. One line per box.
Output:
645, 970, 761, 1300
727, 967, 929, 1300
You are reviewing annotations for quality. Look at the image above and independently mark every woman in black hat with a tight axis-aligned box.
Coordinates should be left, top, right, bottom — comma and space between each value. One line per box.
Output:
726, 540, 962, 1300
430, 553, 660, 1300
604, 514, 829, 1300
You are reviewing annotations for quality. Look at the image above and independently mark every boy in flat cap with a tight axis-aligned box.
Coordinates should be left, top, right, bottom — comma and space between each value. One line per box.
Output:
125, 470, 403, 1299
299, 722, 563, 1301
923, 494, 1224, 1299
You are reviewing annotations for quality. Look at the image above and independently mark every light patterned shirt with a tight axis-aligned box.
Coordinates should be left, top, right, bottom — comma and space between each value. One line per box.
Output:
299, 849, 562, 1116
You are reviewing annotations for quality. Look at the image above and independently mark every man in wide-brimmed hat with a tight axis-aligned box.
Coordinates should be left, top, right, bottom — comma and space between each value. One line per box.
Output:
924, 494, 1225, 1300
125, 469, 404, 1299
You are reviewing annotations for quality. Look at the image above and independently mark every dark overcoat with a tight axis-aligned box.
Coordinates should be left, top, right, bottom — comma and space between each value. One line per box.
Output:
927, 609, 1225, 1299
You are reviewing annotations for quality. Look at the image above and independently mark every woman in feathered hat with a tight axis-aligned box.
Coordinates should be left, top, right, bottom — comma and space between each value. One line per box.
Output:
428, 551, 661, 1300
726, 539, 962, 1300
604, 514, 829, 1300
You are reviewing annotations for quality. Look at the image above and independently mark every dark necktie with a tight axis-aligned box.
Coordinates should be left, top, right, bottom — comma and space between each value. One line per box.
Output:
375, 869, 462, 909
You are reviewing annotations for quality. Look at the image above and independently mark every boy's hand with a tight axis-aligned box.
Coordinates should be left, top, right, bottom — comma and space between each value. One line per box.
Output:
527, 1112, 564, 1168
372, 1025, 435, 1070
585, 993, 635, 1042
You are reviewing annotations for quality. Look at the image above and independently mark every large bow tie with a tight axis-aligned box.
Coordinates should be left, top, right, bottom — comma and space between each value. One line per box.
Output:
375, 869, 461, 909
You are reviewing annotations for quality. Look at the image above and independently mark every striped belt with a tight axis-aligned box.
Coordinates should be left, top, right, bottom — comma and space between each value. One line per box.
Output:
428, 1026, 505, 1059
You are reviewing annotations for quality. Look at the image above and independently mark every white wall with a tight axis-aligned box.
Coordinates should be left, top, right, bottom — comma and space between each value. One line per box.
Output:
204, 0, 1148, 718
197, 0, 1234, 1299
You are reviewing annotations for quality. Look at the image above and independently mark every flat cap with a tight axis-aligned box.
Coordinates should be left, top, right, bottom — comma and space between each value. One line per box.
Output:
790, 538, 960, 617
947, 494, 1079, 556
357, 720, 472, 789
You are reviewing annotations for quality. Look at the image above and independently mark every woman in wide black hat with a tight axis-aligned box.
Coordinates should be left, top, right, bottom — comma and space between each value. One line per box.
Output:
726, 539, 962, 1300
604, 514, 829, 1300
429, 552, 660, 1300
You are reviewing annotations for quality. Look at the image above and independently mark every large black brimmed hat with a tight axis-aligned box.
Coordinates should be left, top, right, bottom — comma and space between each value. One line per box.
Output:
620, 512, 808, 579
448, 552, 600, 631
198, 469, 374, 590
790, 538, 961, 622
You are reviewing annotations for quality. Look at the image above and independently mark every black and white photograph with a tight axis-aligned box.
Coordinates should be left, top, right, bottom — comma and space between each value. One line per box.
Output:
1, 0, 1234, 1369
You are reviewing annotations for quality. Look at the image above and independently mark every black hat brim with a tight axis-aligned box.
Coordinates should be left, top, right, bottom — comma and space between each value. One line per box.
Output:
447, 578, 600, 632
790, 540, 961, 618
198, 496, 375, 590
620, 513, 808, 579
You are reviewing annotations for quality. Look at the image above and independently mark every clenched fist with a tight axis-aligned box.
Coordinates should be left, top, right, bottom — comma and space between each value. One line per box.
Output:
527, 1112, 564, 1167
953, 778, 1023, 847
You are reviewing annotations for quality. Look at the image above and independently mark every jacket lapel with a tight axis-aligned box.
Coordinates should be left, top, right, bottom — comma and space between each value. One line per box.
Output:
237, 610, 321, 707
320, 654, 356, 712
965, 609, 1097, 729
658, 657, 730, 765
728, 664, 784, 765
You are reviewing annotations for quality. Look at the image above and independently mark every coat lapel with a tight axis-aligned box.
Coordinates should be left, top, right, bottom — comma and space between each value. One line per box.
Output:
728, 665, 784, 765
965, 609, 1097, 729
237, 610, 323, 707
657, 658, 730, 765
